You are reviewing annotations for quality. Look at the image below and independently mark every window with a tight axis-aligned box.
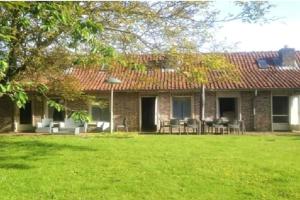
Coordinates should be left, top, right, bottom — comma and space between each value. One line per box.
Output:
90, 99, 110, 122
172, 97, 191, 120
219, 98, 237, 120
48, 99, 65, 122
272, 96, 289, 123
257, 59, 269, 69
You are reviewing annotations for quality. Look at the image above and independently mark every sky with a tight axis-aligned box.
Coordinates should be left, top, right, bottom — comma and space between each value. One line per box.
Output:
214, 0, 300, 52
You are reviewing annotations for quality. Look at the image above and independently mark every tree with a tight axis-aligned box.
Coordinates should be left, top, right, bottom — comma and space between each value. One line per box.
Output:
0, 1, 274, 121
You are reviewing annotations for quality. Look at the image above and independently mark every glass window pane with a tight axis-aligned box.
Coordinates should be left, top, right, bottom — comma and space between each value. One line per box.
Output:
91, 107, 101, 121
91, 99, 110, 122
172, 97, 191, 120
273, 116, 289, 123
273, 96, 289, 115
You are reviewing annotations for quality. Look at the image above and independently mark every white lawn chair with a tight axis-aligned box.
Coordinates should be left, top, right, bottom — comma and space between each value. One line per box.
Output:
57, 118, 88, 135
96, 121, 110, 132
35, 118, 53, 133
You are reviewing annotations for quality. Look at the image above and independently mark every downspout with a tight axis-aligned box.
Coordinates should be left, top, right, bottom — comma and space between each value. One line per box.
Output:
201, 85, 205, 133
201, 85, 205, 120
253, 89, 257, 131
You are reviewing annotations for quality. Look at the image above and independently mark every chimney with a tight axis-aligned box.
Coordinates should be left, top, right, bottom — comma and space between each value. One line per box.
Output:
278, 46, 296, 67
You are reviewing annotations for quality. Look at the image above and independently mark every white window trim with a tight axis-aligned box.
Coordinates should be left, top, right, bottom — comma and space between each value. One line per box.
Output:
271, 95, 289, 124
170, 95, 194, 119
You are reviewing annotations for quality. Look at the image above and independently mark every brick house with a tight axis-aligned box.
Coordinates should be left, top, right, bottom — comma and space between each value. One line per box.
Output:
1, 47, 300, 133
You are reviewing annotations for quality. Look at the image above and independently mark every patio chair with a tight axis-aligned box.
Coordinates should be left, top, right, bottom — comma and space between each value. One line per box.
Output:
184, 118, 200, 134
35, 118, 53, 133
228, 120, 245, 134
96, 121, 110, 132
169, 119, 181, 134
56, 118, 88, 135
203, 117, 214, 133
213, 117, 229, 134
116, 117, 128, 132
159, 118, 170, 133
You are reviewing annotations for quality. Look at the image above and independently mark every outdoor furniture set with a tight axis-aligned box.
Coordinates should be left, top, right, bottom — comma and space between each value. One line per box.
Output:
159, 117, 245, 134
36, 118, 88, 135
35, 117, 128, 134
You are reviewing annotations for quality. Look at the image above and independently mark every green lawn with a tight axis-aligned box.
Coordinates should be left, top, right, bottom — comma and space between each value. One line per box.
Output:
0, 134, 299, 200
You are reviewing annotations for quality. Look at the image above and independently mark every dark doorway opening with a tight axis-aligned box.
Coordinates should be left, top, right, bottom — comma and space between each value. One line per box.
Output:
20, 101, 32, 124
141, 97, 156, 132
219, 98, 237, 120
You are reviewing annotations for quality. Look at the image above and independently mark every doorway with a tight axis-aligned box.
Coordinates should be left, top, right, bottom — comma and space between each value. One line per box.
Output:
218, 98, 238, 120
19, 101, 32, 124
272, 96, 289, 131
141, 97, 156, 132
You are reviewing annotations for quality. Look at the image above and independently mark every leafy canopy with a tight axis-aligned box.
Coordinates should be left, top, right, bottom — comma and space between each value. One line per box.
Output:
0, 1, 274, 121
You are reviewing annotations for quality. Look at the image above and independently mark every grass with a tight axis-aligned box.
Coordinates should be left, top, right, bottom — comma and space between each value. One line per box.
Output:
0, 133, 299, 200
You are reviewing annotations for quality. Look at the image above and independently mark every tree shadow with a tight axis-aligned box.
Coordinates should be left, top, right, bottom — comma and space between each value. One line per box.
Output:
92, 133, 137, 139
0, 139, 96, 170
0, 163, 31, 170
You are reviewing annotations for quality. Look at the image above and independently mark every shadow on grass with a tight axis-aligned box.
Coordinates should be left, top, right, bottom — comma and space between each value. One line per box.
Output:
0, 140, 95, 170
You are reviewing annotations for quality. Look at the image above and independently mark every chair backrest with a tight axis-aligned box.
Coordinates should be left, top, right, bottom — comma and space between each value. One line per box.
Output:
220, 117, 230, 124
204, 116, 214, 122
187, 118, 197, 125
123, 117, 127, 126
42, 118, 53, 127
170, 119, 180, 125
231, 120, 240, 125
65, 118, 79, 128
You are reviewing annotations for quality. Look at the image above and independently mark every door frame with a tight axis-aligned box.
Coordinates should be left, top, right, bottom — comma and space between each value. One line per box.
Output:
139, 96, 158, 132
271, 95, 290, 131
14, 100, 34, 132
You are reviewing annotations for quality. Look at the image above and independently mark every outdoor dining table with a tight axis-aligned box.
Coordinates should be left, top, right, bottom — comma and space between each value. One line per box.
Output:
159, 119, 200, 134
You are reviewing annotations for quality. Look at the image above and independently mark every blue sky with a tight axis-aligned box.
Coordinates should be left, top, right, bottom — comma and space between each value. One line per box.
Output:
214, 0, 300, 51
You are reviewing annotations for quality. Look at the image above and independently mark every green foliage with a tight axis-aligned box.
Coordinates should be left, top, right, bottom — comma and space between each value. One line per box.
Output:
47, 100, 64, 112
0, 1, 274, 114
70, 110, 91, 123
0, 60, 8, 80
36, 84, 49, 95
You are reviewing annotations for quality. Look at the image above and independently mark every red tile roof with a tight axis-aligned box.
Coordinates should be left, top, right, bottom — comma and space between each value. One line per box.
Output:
70, 51, 300, 91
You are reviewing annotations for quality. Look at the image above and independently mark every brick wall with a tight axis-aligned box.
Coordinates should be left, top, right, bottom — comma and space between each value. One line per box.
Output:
205, 91, 216, 119
0, 90, 273, 133
241, 92, 254, 131
159, 93, 171, 121
32, 97, 44, 126
0, 97, 13, 132
114, 92, 139, 131
254, 91, 272, 131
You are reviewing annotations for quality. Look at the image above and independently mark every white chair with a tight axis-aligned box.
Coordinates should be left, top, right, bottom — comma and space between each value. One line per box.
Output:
36, 118, 53, 133
96, 121, 110, 131
58, 118, 88, 135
